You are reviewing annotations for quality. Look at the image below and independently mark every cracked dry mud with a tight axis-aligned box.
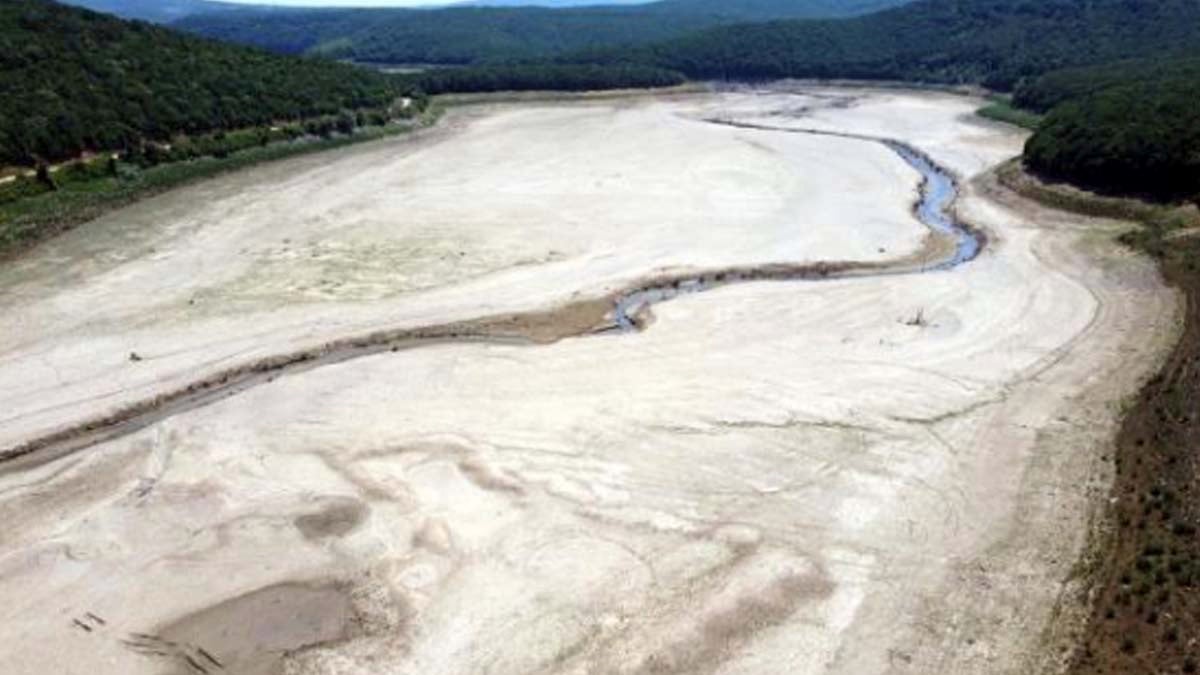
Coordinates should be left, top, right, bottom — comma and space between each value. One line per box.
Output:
0, 86, 1180, 674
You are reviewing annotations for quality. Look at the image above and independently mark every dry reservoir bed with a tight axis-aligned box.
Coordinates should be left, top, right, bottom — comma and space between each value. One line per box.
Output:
0, 87, 1179, 674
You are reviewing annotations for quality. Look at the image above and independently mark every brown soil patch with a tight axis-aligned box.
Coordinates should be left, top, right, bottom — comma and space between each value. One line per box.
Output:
294, 498, 369, 541
1065, 237, 1200, 675
1002, 164, 1200, 675
136, 582, 354, 675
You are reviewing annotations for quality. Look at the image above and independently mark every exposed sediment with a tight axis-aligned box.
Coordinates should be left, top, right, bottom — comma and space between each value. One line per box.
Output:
0, 87, 1176, 675
0, 128, 979, 474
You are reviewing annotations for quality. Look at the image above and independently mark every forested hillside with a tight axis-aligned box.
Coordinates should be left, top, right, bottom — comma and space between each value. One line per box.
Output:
56, 0, 231, 23
1023, 58, 1200, 201
179, 7, 720, 64
0, 0, 405, 166
1014, 56, 1200, 113
583, 0, 1200, 90
173, 0, 911, 65
647, 0, 910, 17
401, 63, 686, 94
459, 0, 652, 6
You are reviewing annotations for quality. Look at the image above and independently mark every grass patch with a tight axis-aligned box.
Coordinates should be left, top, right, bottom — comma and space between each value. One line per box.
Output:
977, 96, 1043, 131
996, 160, 1198, 233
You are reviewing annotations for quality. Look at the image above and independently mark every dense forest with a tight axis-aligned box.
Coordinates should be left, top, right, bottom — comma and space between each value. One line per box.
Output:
401, 64, 686, 95
172, 0, 911, 65
57, 0, 229, 23
1023, 58, 1200, 202
0, 0, 408, 166
576, 0, 1200, 91
1014, 55, 1200, 113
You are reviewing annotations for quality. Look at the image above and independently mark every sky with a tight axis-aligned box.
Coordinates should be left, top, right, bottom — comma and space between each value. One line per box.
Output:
218, 1, 452, 5
214, 0, 653, 5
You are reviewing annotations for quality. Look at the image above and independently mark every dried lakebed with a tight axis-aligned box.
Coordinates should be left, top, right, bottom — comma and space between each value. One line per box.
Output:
0, 125, 977, 467
612, 126, 980, 328
0, 88, 1179, 675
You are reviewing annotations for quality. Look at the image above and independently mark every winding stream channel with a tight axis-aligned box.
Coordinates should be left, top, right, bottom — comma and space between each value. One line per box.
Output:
612, 121, 982, 329
0, 120, 984, 469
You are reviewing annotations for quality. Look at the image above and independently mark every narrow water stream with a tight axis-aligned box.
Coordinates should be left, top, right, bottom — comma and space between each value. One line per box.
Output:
612, 125, 982, 329
1, 118, 987, 468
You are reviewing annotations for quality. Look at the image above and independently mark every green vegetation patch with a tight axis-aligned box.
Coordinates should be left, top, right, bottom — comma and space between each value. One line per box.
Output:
0, 0, 405, 166
976, 98, 1042, 131
1014, 55, 1200, 113
1024, 72, 1200, 203
399, 64, 688, 95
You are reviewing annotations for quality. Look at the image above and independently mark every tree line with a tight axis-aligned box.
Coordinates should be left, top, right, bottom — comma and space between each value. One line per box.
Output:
400, 64, 686, 95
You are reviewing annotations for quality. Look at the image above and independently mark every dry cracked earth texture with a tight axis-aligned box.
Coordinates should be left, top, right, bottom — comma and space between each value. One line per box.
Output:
0, 86, 1180, 674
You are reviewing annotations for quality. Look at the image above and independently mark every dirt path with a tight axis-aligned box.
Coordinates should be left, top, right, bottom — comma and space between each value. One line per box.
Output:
0, 86, 1178, 675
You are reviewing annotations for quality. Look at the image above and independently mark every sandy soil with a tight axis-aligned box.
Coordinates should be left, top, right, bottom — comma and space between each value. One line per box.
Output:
0, 87, 1179, 674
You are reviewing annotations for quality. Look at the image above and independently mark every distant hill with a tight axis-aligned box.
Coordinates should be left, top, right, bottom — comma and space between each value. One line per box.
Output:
543, 0, 1200, 201
458, 0, 653, 6
55, 0, 235, 23
59, 0, 655, 20
1014, 56, 1200, 113
647, 0, 910, 16
588, 0, 1200, 90
460, 0, 904, 12
0, 0, 401, 165
173, 0, 912, 65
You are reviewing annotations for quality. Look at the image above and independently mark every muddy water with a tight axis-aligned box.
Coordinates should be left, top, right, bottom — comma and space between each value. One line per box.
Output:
149, 583, 354, 675
612, 131, 980, 329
